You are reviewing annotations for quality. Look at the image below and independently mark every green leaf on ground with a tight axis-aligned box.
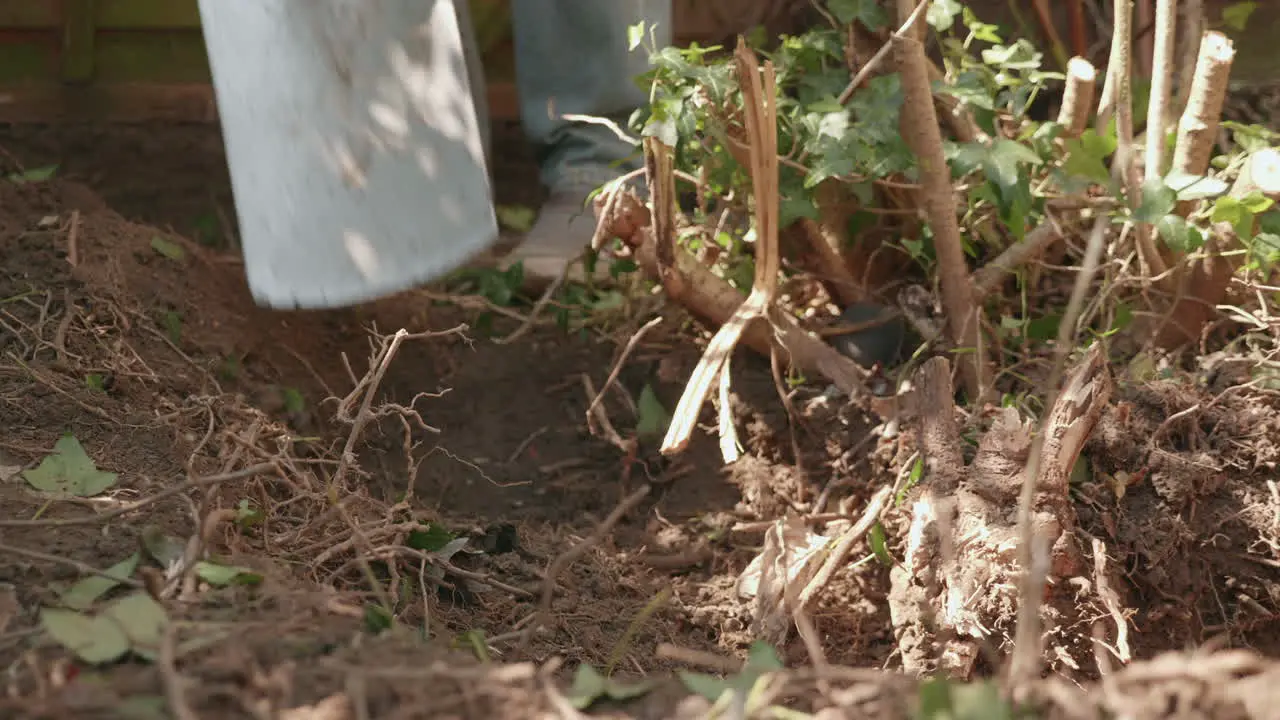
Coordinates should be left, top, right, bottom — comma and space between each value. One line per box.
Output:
566, 664, 655, 710
22, 434, 118, 496
869, 522, 892, 565
679, 640, 783, 702
635, 383, 671, 439
40, 607, 130, 664
60, 553, 140, 611
101, 591, 168, 661
235, 498, 264, 527
7, 165, 57, 184
194, 561, 263, 587
917, 677, 1015, 720
364, 604, 393, 634
149, 236, 186, 262
1060, 129, 1116, 184
281, 387, 306, 414
407, 523, 456, 553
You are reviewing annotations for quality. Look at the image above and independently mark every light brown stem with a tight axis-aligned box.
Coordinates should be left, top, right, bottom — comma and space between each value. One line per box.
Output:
971, 224, 1063, 296
895, 0, 987, 401
1112, 0, 1170, 281
1144, 0, 1178, 181
1095, 3, 1124, 131
1057, 57, 1097, 138
1170, 31, 1235, 182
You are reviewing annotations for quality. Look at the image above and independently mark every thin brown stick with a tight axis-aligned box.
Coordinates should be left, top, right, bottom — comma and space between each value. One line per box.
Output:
582, 374, 630, 452
835, 1, 929, 104
159, 622, 199, 720
797, 485, 892, 609
585, 316, 663, 423
329, 328, 466, 619
893, 0, 987, 400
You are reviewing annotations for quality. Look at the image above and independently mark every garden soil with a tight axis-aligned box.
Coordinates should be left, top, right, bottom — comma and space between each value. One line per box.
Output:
0, 120, 1278, 719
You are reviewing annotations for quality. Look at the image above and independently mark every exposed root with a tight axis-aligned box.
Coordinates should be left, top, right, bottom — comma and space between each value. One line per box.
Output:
887, 346, 1114, 679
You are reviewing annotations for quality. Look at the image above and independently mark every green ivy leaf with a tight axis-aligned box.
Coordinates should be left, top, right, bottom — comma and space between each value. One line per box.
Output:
194, 562, 263, 587
1250, 232, 1280, 267
827, 0, 886, 29
60, 553, 140, 611
1134, 177, 1178, 224
927, 0, 963, 31
1210, 195, 1258, 237
7, 165, 58, 184
985, 139, 1043, 190
1222, 2, 1258, 32
678, 640, 784, 703
140, 527, 187, 568
961, 7, 1003, 43
1155, 215, 1205, 253
1239, 190, 1275, 214
626, 21, 645, 51
495, 205, 536, 233
40, 608, 130, 664
1061, 129, 1116, 184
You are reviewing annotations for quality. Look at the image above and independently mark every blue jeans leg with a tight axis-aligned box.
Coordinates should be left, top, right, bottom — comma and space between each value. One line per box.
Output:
510, 0, 672, 190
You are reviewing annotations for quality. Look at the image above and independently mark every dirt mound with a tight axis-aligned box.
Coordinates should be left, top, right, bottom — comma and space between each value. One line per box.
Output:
1, 124, 1279, 719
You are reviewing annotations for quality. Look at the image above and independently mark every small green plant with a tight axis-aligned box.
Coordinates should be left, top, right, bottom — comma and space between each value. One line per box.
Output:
281, 386, 306, 415
565, 664, 654, 710
914, 677, 1029, 720
234, 498, 264, 528
678, 640, 784, 713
